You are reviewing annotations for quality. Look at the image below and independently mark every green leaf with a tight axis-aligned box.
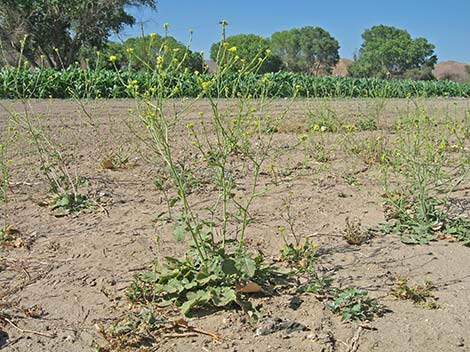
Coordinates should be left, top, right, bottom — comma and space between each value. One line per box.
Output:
221, 259, 238, 275
211, 287, 236, 307
169, 197, 179, 207
162, 278, 185, 294
180, 290, 212, 316
236, 255, 257, 278
173, 223, 186, 242
139, 272, 158, 282
196, 273, 219, 286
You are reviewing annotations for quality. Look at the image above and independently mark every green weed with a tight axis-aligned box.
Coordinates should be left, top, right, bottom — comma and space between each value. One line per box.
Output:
328, 288, 385, 321
128, 241, 286, 317
124, 23, 298, 317
391, 278, 438, 309
379, 106, 470, 244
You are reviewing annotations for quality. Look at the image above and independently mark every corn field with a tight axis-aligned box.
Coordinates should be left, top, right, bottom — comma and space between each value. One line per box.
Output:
1, 68, 469, 99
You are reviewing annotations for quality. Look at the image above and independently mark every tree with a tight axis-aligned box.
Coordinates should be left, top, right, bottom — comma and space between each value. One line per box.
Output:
270, 29, 302, 72
0, 0, 157, 69
210, 34, 282, 74
348, 25, 437, 79
93, 34, 203, 72
271, 26, 340, 75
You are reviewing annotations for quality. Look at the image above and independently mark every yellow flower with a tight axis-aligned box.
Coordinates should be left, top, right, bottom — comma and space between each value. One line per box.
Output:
157, 56, 164, 66
299, 134, 308, 142
194, 70, 199, 76
228, 46, 237, 53
163, 23, 169, 29
126, 48, 134, 54
201, 81, 211, 90
219, 20, 229, 26
109, 55, 117, 62
186, 123, 194, 129
265, 49, 272, 55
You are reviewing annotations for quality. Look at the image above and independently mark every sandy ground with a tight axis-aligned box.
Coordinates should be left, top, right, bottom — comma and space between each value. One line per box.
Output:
0, 98, 469, 352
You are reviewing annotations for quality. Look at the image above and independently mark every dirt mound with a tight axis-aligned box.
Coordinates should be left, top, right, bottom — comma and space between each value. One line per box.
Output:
332, 58, 353, 77
433, 61, 470, 82
204, 59, 217, 73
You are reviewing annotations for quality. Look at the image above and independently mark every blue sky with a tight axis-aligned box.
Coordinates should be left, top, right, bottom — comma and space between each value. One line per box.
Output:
119, 0, 470, 63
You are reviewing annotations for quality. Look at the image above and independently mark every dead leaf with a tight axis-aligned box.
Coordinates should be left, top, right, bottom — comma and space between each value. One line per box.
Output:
235, 281, 262, 293
101, 159, 115, 169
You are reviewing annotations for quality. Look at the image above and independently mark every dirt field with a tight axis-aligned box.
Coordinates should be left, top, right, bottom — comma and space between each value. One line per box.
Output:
0, 98, 469, 352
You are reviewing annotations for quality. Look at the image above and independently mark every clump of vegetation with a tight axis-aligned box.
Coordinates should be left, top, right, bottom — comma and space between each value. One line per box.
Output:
349, 25, 436, 79
357, 116, 378, 131
8, 107, 92, 215
308, 108, 340, 133
342, 218, 371, 245
379, 105, 470, 244
391, 278, 438, 309
2, 37, 94, 216
128, 243, 285, 317
348, 135, 389, 165
328, 288, 385, 321
277, 194, 318, 273
95, 307, 221, 352
125, 22, 299, 318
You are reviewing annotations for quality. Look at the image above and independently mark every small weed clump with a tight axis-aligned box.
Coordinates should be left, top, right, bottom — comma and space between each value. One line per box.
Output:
391, 278, 438, 309
128, 243, 285, 317
348, 135, 388, 165
328, 287, 385, 321
342, 218, 371, 245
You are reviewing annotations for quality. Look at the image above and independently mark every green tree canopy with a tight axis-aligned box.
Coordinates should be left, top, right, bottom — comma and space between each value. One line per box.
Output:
210, 34, 282, 74
0, 0, 157, 69
271, 26, 340, 75
93, 34, 203, 72
348, 25, 437, 79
